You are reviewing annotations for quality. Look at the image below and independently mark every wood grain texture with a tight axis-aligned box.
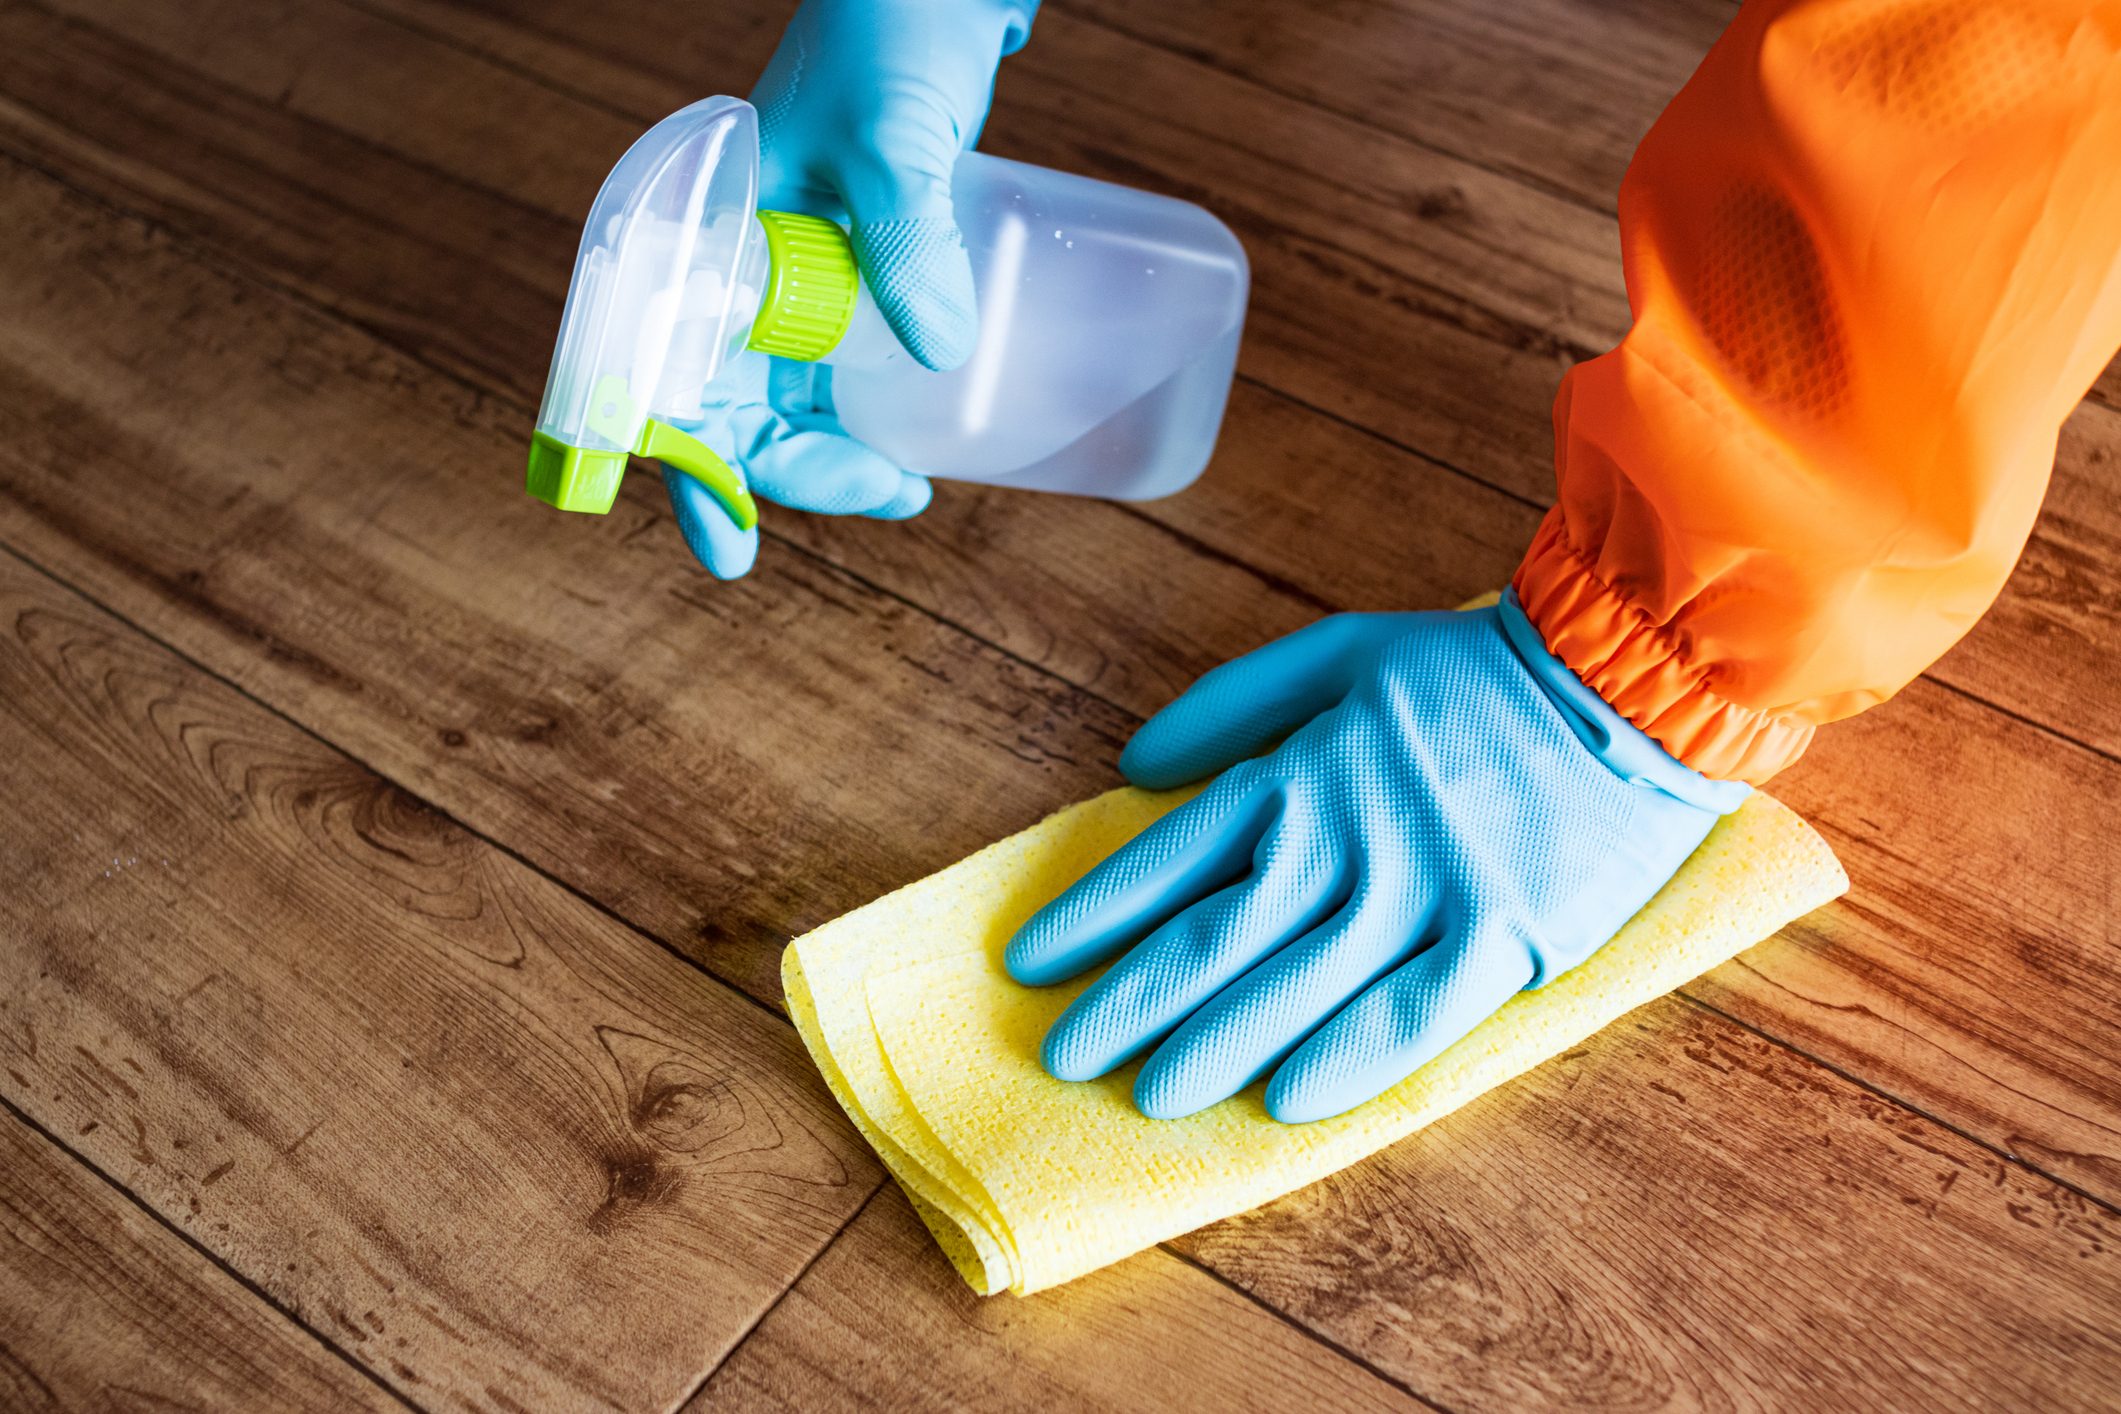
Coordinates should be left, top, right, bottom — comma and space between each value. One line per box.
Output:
1174, 993, 2121, 1410
1, 0, 2116, 1204
692, 1187, 1425, 1413
0, 549, 879, 1411
1071, 0, 1731, 213
0, 1111, 396, 1412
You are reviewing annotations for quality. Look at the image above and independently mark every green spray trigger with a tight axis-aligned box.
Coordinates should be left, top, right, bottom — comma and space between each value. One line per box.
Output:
527, 374, 756, 531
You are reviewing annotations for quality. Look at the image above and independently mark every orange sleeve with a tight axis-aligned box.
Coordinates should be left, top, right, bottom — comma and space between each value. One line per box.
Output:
1512, 0, 2121, 784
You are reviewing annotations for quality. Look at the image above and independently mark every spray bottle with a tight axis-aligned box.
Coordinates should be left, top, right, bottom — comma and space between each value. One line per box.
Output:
527, 96, 1249, 528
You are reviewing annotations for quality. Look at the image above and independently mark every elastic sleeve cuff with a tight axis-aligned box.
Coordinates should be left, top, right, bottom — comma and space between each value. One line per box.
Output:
1510, 510, 1813, 786
1498, 589, 1750, 815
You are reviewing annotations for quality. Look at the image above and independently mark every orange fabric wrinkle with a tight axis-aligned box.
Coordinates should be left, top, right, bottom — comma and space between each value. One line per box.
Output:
1519, 0, 2121, 782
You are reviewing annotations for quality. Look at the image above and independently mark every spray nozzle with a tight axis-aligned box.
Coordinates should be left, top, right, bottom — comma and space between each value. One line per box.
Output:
525, 97, 860, 526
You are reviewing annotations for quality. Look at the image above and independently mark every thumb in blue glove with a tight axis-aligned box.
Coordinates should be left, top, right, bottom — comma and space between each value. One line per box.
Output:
661, 353, 929, 580
750, 0, 1038, 371
1004, 590, 1749, 1124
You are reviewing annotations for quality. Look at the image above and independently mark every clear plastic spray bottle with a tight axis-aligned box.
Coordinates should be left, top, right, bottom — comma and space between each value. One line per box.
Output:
527, 96, 1249, 527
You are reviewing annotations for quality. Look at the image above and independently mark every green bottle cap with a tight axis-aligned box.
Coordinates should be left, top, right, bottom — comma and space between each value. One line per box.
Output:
746, 209, 860, 362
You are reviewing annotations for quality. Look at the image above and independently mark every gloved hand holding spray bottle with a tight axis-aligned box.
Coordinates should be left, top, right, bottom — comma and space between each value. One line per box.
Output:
526, 0, 1248, 578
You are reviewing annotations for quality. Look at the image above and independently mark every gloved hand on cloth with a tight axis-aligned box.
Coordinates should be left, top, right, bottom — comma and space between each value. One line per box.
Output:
1006, 590, 1749, 1123
663, 0, 1039, 579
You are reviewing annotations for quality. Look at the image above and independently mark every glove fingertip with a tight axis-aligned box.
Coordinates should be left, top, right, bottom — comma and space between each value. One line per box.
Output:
1119, 714, 1228, 791
850, 218, 979, 371
1118, 746, 1195, 793
706, 538, 759, 582
1261, 1033, 1371, 1125
863, 472, 932, 521
900, 308, 977, 373
1261, 1073, 1342, 1126
1265, 940, 1536, 1125
1038, 1015, 1103, 1084
1133, 1053, 1217, 1121
1002, 918, 1058, 986
664, 465, 760, 580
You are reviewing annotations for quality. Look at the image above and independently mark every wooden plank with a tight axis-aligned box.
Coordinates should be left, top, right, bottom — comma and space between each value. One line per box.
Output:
1, 1, 2117, 1208
0, 546, 882, 1410
0, 1109, 396, 1412
1172, 991, 2121, 1410
693, 1188, 1424, 1412
0, 0, 599, 404
1699, 686, 2121, 1198
1065, 0, 1729, 213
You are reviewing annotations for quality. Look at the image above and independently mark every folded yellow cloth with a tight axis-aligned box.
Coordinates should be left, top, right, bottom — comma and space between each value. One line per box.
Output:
785, 781, 1845, 1295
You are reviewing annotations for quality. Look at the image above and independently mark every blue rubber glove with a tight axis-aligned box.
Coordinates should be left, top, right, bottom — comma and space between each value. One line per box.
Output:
752, 0, 1036, 371
665, 0, 1037, 578
662, 356, 929, 579
1004, 591, 1750, 1124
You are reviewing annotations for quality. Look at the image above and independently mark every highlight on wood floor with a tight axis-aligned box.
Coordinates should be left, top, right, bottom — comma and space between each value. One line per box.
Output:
2, 0, 2116, 1408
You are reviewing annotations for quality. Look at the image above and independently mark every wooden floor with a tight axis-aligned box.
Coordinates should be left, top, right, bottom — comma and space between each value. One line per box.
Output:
2, 0, 2117, 1407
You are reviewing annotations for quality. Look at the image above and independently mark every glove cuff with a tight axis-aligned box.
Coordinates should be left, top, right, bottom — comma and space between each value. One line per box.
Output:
1499, 588, 1750, 815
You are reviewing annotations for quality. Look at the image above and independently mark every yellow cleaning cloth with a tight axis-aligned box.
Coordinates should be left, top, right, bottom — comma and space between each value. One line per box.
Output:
784, 784, 1846, 1295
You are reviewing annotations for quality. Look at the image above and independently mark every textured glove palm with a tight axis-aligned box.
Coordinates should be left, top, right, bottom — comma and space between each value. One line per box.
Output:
664, 0, 1037, 578
1005, 592, 1749, 1123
